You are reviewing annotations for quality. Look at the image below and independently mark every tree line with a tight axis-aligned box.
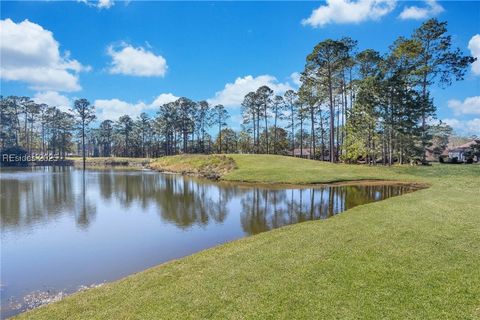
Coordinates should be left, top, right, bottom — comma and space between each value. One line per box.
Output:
0, 19, 475, 165
0, 96, 230, 158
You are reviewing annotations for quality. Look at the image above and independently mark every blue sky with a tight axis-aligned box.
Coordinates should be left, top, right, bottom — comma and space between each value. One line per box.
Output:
1, 1, 479, 135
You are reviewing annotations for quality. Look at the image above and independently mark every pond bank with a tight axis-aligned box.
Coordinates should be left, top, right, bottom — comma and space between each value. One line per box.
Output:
70, 155, 427, 190
148, 154, 236, 180
70, 157, 152, 169
14, 155, 480, 320
149, 154, 429, 189
3, 167, 419, 317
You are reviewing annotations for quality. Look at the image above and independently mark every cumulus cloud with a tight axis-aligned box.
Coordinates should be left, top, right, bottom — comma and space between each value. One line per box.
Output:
448, 96, 480, 116
208, 75, 293, 107
94, 99, 148, 122
468, 34, 480, 76
94, 93, 179, 121
151, 93, 179, 107
399, 0, 444, 20
33, 91, 72, 112
290, 72, 302, 87
98, 0, 114, 9
443, 118, 480, 136
78, 0, 114, 9
302, 0, 396, 28
0, 19, 88, 92
107, 44, 167, 77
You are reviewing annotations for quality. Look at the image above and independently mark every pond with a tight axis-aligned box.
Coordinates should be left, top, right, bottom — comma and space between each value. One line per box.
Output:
0, 167, 418, 318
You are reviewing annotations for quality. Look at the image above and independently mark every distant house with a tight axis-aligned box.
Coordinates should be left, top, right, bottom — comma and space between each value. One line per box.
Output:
292, 148, 312, 158
425, 148, 448, 162
448, 147, 468, 162
292, 148, 331, 160
447, 140, 479, 162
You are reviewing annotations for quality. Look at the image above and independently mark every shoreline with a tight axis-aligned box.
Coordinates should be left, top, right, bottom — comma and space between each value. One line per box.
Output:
6, 164, 428, 317
11, 155, 480, 319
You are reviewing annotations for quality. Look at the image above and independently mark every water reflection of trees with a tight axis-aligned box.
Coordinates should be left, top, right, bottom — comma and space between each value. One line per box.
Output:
97, 173, 237, 229
1, 169, 239, 232
1, 167, 99, 231
240, 185, 415, 235
75, 173, 97, 229
1, 168, 415, 233
240, 188, 327, 235
1, 167, 78, 231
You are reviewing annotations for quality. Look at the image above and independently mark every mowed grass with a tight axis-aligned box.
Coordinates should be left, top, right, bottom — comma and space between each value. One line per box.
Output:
226, 154, 434, 184
15, 155, 480, 319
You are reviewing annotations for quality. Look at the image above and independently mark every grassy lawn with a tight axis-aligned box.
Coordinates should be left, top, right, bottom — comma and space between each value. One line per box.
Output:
226, 154, 423, 184
15, 155, 480, 319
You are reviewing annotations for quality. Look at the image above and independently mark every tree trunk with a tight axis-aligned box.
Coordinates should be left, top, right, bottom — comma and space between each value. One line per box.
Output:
218, 120, 222, 153
320, 110, 325, 161
264, 103, 269, 154
291, 107, 295, 156
328, 65, 335, 163
273, 110, 278, 154
82, 121, 86, 170
310, 105, 315, 160
300, 119, 303, 157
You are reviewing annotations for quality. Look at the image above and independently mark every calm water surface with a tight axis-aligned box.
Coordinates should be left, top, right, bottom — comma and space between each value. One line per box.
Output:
0, 167, 416, 317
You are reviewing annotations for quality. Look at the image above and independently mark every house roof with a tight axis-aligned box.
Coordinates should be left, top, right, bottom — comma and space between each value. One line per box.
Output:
447, 140, 479, 152
425, 148, 449, 159
457, 140, 479, 149
292, 148, 312, 155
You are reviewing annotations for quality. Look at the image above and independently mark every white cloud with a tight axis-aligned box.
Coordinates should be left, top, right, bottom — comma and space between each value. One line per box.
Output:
290, 72, 302, 87
442, 118, 461, 129
107, 44, 167, 77
468, 34, 480, 76
443, 118, 480, 136
208, 75, 293, 107
0, 19, 88, 92
448, 96, 480, 116
78, 0, 114, 9
230, 115, 244, 130
98, 0, 114, 9
150, 93, 179, 107
94, 99, 148, 121
33, 91, 72, 112
94, 93, 179, 121
466, 119, 480, 135
399, 0, 444, 20
302, 0, 396, 28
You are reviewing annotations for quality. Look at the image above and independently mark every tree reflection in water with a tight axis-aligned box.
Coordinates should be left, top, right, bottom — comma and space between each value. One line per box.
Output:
1, 168, 420, 318
238, 185, 414, 235
1, 167, 417, 235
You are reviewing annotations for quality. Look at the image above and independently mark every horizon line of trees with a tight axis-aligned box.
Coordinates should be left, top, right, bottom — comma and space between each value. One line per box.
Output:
1, 19, 476, 165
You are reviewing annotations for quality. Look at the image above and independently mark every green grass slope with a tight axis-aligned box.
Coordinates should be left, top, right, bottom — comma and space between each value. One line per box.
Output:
15, 155, 480, 319
149, 154, 236, 179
